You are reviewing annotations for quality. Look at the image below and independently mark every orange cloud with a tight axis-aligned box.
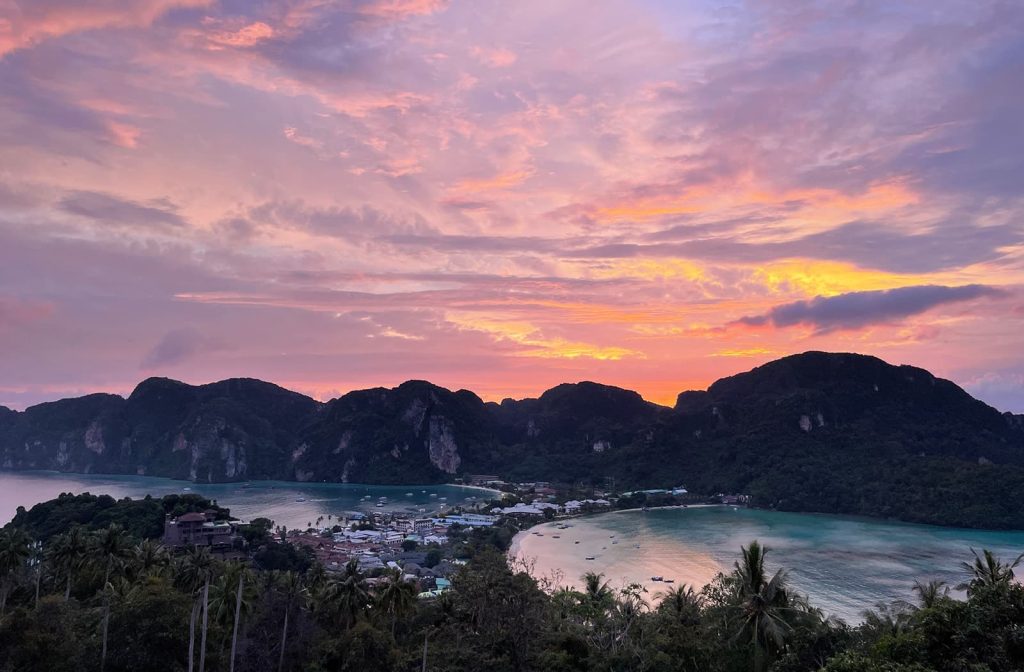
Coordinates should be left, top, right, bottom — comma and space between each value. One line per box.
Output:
447, 169, 533, 196
445, 312, 642, 361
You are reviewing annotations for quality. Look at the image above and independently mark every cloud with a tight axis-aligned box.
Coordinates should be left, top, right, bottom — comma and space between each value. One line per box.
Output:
0, 0, 213, 56
570, 220, 1022, 274
140, 327, 222, 369
58, 190, 186, 229
0, 295, 54, 329
736, 285, 1005, 333
470, 46, 517, 68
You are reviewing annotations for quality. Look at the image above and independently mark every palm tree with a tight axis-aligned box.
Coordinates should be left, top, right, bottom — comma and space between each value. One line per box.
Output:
48, 527, 89, 601
657, 583, 703, 625
179, 547, 217, 672
131, 539, 170, 580
958, 548, 1024, 595
0, 527, 30, 615
28, 540, 44, 608
276, 571, 307, 672
375, 568, 417, 637
862, 601, 914, 638
582, 571, 614, 611
730, 541, 801, 672
319, 559, 369, 629
94, 524, 132, 672
912, 580, 949, 609
209, 562, 253, 672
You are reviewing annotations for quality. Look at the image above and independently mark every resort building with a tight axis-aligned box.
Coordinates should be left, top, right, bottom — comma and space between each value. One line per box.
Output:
162, 512, 238, 550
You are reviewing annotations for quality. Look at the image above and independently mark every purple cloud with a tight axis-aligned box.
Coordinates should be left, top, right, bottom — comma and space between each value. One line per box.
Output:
737, 285, 1005, 333
141, 327, 222, 369
59, 191, 186, 229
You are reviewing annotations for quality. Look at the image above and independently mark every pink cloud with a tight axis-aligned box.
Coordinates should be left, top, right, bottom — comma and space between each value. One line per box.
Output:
359, 0, 449, 19
470, 46, 518, 68
1, 0, 1023, 413
0, 0, 212, 56
205, 21, 275, 49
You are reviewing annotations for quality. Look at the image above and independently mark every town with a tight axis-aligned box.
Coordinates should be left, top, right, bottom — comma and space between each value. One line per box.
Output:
159, 478, 744, 599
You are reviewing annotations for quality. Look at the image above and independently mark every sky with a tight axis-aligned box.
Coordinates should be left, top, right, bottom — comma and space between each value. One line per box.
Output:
1, 0, 1023, 411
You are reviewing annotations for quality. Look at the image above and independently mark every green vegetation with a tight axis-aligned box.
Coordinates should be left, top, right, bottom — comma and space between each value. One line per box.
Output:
1, 495, 1023, 671
8, 492, 230, 543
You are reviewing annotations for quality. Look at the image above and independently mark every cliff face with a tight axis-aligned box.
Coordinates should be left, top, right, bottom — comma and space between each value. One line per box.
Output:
2, 352, 1024, 528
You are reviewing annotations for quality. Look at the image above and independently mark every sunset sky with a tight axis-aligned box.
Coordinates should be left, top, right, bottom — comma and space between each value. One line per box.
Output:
1, 0, 1023, 411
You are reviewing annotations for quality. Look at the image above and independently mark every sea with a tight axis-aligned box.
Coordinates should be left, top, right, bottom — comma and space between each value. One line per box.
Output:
0, 470, 495, 530
510, 505, 1024, 623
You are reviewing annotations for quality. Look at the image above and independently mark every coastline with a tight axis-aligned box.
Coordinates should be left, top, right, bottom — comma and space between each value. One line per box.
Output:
0, 468, 501, 497
0, 470, 498, 528
505, 504, 1024, 623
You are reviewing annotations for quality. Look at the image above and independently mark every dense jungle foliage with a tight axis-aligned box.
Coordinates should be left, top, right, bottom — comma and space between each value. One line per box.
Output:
1, 495, 1023, 671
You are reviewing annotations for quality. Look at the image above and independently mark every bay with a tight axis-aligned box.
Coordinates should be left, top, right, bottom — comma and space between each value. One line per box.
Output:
0, 470, 495, 530
510, 505, 1024, 622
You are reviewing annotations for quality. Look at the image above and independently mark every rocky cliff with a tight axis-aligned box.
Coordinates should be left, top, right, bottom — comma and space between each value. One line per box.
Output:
3, 352, 1024, 528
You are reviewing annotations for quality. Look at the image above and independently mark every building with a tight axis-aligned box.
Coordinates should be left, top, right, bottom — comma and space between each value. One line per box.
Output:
163, 512, 238, 550
435, 513, 499, 527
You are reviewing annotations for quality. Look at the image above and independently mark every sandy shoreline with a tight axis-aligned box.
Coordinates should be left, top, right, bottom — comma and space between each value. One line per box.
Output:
507, 503, 725, 557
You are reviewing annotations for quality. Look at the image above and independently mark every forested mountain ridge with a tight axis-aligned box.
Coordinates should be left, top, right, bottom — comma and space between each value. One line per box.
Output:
2, 352, 1023, 528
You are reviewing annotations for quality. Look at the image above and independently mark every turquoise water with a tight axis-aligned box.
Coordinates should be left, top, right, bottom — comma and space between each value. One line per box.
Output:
0, 470, 495, 530
512, 506, 1024, 622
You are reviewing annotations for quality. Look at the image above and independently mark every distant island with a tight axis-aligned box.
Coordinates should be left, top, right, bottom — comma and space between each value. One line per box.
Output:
2, 352, 1023, 529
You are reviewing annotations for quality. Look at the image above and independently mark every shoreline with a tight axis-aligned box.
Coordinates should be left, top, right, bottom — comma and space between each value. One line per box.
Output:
0, 468, 502, 496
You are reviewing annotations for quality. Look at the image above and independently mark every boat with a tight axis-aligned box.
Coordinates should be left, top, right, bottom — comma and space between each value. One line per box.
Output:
664, 579, 675, 584
405, 492, 413, 496
585, 556, 596, 561
375, 503, 384, 508
295, 497, 307, 502
612, 541, 618, 544
552, 535, 560, 539
574, 541, 580, 544
651, 576, 663, 582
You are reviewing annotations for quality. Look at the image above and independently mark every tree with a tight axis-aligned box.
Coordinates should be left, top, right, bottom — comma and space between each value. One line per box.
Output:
401, 539, 418, 552
209, 562, 253, 672
911, 580, 949, 609
958, 548, 1023, 595
375, 568, 416, 637
730, 541, 810, 672
657, 583, 703, 626
179, 547, 216, 672
131, 539, 170, 580
0, 527, 30, 615
424, 548, 442, 568
93, 524, 132, 672
104, 578, 192, 672
318, 559, 369, 629
275, 570, 306, 672
48, 527, 89, 601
